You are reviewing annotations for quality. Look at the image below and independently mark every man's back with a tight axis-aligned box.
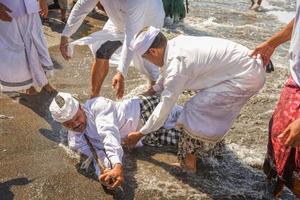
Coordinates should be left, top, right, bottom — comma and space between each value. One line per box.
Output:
164, 35, 265, 91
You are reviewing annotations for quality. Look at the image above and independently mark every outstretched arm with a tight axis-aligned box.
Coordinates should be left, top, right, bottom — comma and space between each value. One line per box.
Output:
249, 18, 295, 66
112, 0, 146, 99
60, 0, 98, 60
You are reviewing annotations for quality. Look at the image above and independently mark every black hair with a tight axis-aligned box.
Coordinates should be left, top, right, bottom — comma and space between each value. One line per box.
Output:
136, 27, 168, 52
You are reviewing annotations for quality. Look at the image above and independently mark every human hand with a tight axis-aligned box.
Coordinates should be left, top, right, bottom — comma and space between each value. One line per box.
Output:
60, 36, 71, 60
112, 72, 124, 99
249, 41, 276, 66
39, 0, 48, 17
123, 131, 144, 148
278, 118, 300, 147
99, 164, 124, 190
0, 3, 12, 22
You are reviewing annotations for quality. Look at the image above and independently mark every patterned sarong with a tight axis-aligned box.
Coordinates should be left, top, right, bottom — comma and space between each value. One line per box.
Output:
139, 95, 181, 147
265, 76, 300, 189
177, 129, 225, 164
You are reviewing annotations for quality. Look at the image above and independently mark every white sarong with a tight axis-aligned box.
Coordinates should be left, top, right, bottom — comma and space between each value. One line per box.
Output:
0, 13, 53, 92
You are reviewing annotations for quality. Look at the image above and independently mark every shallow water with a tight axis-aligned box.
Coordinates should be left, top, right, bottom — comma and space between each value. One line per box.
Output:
165, 0, 296, 69
47, 1, 298, 199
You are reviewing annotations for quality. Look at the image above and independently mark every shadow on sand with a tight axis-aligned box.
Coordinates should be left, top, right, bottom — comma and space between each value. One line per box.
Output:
0, 178, 33, 200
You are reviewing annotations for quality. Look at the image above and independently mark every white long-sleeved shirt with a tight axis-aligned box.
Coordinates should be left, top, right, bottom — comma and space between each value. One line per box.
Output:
68, 97, 140, 166
140, 36, 265, 135
0, 0, 39, 17
62, 0, 165, 77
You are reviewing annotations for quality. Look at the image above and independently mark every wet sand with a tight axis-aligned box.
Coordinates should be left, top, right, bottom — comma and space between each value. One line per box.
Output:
0, 7, 297, 200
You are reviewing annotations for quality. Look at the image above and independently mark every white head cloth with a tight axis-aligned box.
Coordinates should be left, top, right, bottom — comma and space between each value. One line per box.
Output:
49, 92, 79, 123
130, 26, 160, 56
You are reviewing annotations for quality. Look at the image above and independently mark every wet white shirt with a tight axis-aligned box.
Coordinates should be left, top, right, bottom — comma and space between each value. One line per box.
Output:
68, 97, 140, 166
0, 0, 39, 18
289, 0, 300, 86
140, 36, 265, 135
62, 0, 165, 77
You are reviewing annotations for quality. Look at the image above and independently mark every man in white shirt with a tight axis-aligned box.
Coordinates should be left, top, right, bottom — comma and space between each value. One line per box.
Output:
60, 0, 165, 98
0, 0, 55, 94
125, 27, 266, 173
49, 92, 182, 189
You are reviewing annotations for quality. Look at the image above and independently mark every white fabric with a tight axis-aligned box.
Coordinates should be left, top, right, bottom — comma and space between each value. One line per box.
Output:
62, 0, 164, 79
289, 0, 300, 86
130, 26, 160, 56
140, 36, 266, 140
0, 12, 53, 92
49, 92, 80, 123
68, 96, 182, 173
0, 0, 39, 18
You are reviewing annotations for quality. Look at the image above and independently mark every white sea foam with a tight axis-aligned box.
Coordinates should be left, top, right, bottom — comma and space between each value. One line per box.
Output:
262, 0, 296, 23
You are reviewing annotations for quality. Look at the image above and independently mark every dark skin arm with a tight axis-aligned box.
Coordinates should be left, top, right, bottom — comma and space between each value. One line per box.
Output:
249, 18, 294, 66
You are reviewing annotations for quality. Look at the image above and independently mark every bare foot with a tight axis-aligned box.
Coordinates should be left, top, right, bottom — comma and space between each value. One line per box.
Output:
250, 3, 260, 11
42, 83, 56, 94
25, 86, 38, 95
171, 162, 196, 174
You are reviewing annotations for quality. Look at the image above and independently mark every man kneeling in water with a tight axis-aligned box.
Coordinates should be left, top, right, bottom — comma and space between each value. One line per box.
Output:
49, 92, 182, 189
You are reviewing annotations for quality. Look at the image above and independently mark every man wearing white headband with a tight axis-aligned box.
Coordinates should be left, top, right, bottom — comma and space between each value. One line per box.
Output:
124, 27, 266, 173
60, 0, 165, 99
49, 92, 182, 189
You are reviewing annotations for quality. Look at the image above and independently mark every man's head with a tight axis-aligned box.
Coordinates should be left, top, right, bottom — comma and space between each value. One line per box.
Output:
49, 92, 87, 132
130, 26, 167, 67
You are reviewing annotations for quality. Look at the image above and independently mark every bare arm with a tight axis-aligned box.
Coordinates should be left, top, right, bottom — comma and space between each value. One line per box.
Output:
250, 18, 295, 66
60, 0, 98, 60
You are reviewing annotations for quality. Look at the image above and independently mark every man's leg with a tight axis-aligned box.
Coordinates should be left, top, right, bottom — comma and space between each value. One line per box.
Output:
176, 129, 224, 173
90, 58, 109, 98
60, 8, 66, 22
91, 40, 122, 98
58, 0, 68, 22
265, 77, 300, 198
25, 86, 39, 95
291, 174, 300, 198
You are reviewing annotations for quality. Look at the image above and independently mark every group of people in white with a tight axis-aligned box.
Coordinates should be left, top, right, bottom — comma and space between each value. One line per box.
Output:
1, 0, 300, 197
